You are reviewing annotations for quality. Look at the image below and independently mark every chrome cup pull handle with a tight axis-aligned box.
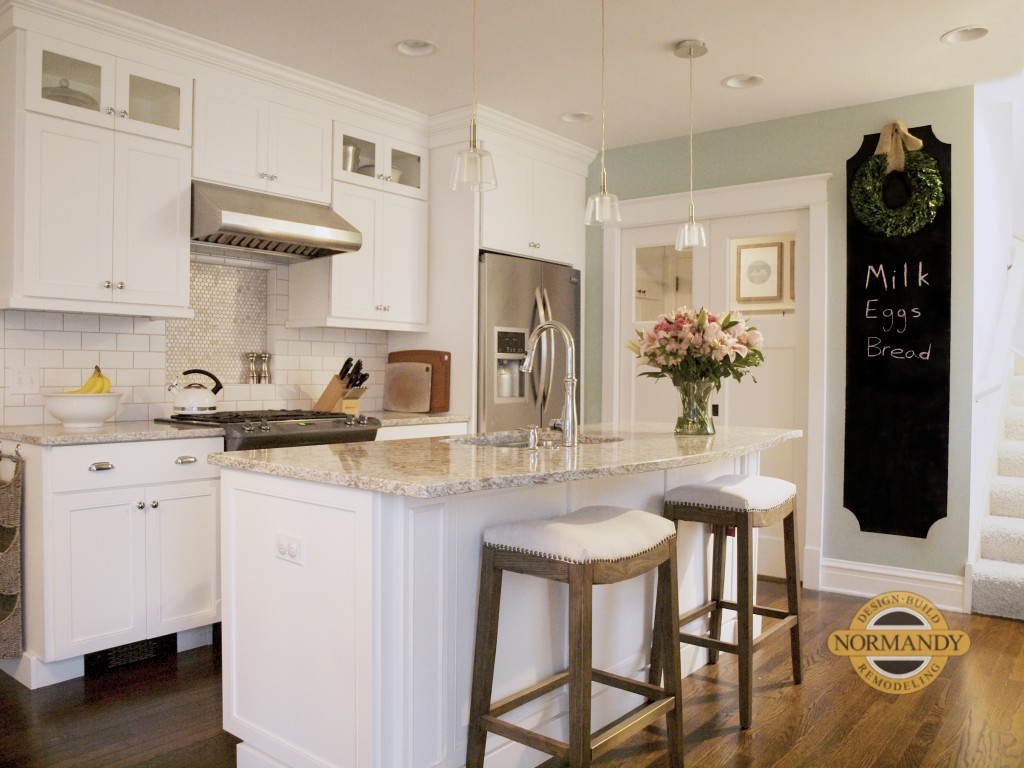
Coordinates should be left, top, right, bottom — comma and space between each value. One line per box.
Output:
175, 455, 198, 465
88, 461, 114, 472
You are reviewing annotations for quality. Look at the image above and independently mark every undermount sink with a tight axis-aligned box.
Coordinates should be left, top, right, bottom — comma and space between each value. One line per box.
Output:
444, 431, 623, 449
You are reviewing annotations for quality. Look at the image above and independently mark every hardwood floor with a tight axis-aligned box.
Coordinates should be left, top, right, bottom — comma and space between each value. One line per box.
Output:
0, 582, 1021, 767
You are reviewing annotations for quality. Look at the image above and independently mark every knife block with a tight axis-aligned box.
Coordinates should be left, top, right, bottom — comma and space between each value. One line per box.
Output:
313, 376, 366, 414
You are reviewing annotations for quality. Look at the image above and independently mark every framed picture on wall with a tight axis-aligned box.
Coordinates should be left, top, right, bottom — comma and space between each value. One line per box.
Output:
730, 235, 796, 314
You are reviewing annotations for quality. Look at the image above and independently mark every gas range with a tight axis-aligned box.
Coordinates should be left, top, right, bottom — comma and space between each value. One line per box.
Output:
156, 409, 380, 451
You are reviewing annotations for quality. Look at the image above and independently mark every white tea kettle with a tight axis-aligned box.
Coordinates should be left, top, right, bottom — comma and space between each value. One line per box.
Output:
169, 369, 223, 413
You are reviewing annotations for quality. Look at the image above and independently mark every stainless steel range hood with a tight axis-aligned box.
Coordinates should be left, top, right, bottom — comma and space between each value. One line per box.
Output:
191, 181, 361, 262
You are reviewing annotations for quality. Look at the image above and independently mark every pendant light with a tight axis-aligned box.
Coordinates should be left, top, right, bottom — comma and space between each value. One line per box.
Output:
674, 39, 707, 250
450, 0, 497, 192
584, 0, 620, 226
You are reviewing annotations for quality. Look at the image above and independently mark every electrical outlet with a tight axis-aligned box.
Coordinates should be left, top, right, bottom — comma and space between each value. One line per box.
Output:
8, 367, 39, 395
274, 532, 305, 566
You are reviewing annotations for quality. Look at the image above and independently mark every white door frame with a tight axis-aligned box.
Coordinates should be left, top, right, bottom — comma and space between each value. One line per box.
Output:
600, 174, 831, 589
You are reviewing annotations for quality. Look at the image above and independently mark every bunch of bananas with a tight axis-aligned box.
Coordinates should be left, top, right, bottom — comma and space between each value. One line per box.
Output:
67, 365, 111, 394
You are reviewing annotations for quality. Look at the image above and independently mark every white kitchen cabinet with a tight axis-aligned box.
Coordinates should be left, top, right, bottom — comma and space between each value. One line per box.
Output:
25, 33, 192, 145
8, 437, 221, 684
51, 479, 219, 659
193, 82, 332, 203
333, 122, 427, 200
18, 113, 190, 312
479, 143, 585, 268
287, 182, 428, 331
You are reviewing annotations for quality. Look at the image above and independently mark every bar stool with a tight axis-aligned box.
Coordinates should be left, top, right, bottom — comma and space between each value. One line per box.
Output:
466, 506, 685, 768
662, 474, 801, 730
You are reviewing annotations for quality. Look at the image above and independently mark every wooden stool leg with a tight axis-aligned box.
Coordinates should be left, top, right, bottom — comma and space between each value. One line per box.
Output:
783, 507, 803, 685
568, 563, 594, 768
467, 547, 504, 767
736, 521, 754, 730
707, 523, 727, 665
657, 547, 685, 768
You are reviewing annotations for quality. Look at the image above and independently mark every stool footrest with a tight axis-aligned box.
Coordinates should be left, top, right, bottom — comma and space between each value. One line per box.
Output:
678, 599, 716, 627
489, 671, 569, 718
591, 697, 677, 759
592, 668, 666, 700
680, 614, 799, 656
751, 615, 798, 650
480, 715, 567, 760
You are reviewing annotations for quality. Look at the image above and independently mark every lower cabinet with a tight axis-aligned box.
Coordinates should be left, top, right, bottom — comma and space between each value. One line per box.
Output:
14, 437, 222, 675
51, 478, 219, 660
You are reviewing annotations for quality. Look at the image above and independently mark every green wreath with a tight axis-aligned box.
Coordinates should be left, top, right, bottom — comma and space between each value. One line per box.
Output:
850, 151, 944, 238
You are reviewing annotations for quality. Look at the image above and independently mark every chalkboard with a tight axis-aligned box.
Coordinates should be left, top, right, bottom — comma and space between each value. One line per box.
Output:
843, 126, 951, 538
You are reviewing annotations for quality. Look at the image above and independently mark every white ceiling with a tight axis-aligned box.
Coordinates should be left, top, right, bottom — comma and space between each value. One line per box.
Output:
90, 0, 1024, 149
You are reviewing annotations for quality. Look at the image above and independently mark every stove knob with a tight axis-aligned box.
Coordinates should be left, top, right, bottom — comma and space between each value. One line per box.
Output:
357, 414, 368, 425
242, 422, 256, 432
260, 418, 271, 432
345, 416, 356, 426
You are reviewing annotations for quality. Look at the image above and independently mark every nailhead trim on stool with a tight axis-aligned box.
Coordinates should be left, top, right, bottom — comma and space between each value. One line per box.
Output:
466, 506, 686, 768
661, 474, 802, 730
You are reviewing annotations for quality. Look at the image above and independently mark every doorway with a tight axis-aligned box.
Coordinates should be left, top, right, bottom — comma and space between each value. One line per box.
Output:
600, 175, 829, 588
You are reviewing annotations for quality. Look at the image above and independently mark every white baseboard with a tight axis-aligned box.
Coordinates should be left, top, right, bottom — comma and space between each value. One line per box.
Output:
818, 558, 966, 613
0, 652, 84, 689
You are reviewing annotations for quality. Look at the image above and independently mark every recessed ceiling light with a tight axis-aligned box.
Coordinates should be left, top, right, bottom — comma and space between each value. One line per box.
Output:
722, 74, 765, 89
561, 112, 594, 123
940, 26, 988, 44
394, 39, 437, 57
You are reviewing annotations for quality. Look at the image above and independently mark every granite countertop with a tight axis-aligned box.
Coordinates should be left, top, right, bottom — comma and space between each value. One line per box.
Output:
0, 421, 224, 446
208, 424, 803, 498
369, 411, 470, 427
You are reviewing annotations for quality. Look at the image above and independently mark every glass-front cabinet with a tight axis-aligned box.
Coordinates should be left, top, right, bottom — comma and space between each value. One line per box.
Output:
25, 34, 193, 145
332, 122, 427, 200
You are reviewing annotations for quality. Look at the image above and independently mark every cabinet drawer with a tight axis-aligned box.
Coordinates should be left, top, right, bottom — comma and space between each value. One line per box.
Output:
50, 438, 222, 492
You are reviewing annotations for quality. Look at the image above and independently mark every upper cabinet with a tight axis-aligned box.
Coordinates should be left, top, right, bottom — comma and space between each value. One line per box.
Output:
193, 82, 332, 203
25, 34, 193, 145
478, 140, 586, 269
333, 122, 428, 200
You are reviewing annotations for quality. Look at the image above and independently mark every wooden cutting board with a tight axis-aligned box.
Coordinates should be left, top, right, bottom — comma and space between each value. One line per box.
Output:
383, 362, 433, 413
386, 350, 451, 412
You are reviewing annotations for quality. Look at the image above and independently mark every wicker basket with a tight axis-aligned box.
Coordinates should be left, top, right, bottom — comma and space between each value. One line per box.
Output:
0, 454, 23, 659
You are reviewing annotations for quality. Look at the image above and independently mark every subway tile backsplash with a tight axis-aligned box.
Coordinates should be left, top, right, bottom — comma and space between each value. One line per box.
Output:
0, 258, 387, 426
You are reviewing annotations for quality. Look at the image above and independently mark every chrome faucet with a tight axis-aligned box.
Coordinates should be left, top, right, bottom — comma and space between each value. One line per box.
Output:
521, 320, 578, 448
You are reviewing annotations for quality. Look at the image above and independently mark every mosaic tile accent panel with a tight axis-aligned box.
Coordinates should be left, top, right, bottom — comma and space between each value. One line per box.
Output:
166, 263, 267, 386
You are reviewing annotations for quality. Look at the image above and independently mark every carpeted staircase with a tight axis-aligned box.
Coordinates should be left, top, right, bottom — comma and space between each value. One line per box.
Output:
973, 375, 1024, 620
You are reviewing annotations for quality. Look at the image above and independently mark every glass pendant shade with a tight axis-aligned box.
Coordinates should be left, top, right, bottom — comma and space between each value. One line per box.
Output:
675, 218, 707, 249
585, 190, 621, 226
450, 120, 497, 191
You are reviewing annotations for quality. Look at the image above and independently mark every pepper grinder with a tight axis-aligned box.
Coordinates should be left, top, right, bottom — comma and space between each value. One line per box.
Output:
259, 353, 271, 384
246, 352, 258, 384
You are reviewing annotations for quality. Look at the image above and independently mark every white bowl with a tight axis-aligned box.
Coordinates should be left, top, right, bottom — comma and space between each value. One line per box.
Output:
44, 392, 123, 428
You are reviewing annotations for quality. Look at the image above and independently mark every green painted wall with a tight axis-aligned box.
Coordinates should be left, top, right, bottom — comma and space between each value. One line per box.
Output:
586, 87, 974, 575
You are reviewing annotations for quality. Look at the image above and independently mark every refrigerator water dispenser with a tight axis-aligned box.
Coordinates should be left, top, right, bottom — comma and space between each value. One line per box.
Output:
495, 329, 527, 399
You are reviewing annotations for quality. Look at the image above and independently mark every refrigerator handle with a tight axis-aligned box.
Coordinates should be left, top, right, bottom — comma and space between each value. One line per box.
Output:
531, 287, 548, 416
540, 288, 557, 420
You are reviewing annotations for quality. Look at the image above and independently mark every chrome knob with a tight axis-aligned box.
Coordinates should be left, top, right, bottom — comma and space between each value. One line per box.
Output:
105, 107, 115, 115
259, 419, 271, 432
150, 500, 159, 509
118, 109, 128, 118
270, 174, 279, 181
116, 281, 125, 289
136, 501, 145, 510
103, 280, 112, 288
259, 171, 269, 179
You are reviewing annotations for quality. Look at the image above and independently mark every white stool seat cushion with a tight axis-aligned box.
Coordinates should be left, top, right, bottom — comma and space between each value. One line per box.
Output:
665, 474, 796, 512
483, 506, 676, 564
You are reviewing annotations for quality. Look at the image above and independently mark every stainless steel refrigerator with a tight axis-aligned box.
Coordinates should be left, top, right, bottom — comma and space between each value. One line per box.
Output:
478, 251, 581, 432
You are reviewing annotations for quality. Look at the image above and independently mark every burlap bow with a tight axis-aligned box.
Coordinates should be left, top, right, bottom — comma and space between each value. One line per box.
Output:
874, 120, 924, 173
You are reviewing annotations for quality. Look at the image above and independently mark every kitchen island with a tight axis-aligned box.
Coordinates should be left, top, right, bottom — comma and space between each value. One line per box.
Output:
210, 424, 800, 768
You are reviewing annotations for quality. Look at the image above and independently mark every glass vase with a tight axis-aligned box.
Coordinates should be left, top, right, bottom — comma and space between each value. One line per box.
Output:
675, 379, 716, 435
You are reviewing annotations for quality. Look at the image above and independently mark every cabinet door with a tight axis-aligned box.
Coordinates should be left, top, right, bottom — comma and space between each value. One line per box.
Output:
145, 480, 220, 636
531, 163, 585, 266
479, 146, 532, 256
25, 34, 116, 129
112, 134, 191, 308
51, 489, 146, 660
22, 114, 113, 302
114, 59, 193, 145
379, 195, 427, 324
383, 137, 428, 200
267, 104, 332, 202
326, 185, 381, 320
192, 84, 268, 190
